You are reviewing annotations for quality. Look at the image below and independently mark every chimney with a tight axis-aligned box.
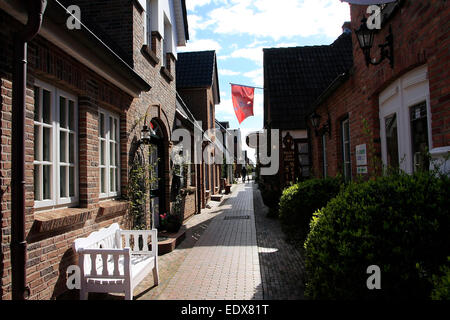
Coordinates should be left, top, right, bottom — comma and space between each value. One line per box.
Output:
342, 21, 352, 34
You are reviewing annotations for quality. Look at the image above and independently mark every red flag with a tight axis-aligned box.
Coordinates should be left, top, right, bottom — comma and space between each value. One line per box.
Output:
231, 84, 254, 124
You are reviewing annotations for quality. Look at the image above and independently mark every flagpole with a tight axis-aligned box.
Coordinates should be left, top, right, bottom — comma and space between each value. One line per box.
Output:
230, 82, 265, 90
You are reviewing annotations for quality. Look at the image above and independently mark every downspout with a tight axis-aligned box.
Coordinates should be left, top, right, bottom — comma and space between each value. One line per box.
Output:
11, 0, 46, 300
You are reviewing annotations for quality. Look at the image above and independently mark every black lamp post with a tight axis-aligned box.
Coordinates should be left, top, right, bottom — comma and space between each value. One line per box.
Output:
140, 115, 157, 145
310, 112, 321, 136
355, 17, 394, 68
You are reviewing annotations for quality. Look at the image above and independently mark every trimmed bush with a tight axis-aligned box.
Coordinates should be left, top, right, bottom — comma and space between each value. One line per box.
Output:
279, 177, 343, 243
304, 172, 450, 299
258, 180, 282, 218
430, 257, 450, 300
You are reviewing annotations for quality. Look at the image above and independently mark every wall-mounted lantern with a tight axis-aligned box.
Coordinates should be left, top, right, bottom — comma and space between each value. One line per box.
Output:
310, 112, 331, 137
140, 115, 157, 145
355, 17, 394, 68
310, 112, 321, 136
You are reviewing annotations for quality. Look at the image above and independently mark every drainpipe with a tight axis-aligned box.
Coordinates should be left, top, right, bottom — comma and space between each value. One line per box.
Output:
11, 0, 46, 300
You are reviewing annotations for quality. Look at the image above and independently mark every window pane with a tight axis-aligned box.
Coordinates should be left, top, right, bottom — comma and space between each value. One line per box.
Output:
100, 140, 105, 165
116, 168, 119, 192
69, 133, 75, 164
43, 89, 51, 124
68, 100, 75, 131
110, 142, 115, 166
302, 166, 310, 177
298, 143, 308, 154
43, 165, 51, 200
43, 127, 51, 162
60, 96, 67, 128
114, 118, 118, 141
101, 168, 106, 193
410, 102, 429, 172
110, 117, 114, 140
343, 121, 349, 141
34, 126, 40, 160
299, 155, 309, 166
60, 132, 67, 163
110, 168, 115, 192
99, 113, 105, 138
34, 87, 40, 121
385, 114, 399, 169
60, 166, 67, 197
69, 166, 75, 197
34, 165, 40, 201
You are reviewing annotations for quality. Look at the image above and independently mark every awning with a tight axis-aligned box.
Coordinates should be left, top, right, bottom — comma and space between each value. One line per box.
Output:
340, 0, 397, 4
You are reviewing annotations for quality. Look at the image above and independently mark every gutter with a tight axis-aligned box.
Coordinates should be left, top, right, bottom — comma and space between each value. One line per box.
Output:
11, 0, 47, 300
313, 71, 350, 109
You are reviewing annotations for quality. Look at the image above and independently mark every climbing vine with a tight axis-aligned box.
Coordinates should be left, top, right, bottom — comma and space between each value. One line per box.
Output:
128, 143, 159, 230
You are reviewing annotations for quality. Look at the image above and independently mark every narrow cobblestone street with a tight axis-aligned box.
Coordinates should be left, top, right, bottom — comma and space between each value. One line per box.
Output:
128, 181, 305, 300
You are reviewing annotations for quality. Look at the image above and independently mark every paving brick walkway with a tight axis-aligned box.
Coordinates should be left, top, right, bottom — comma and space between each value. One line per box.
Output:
149, 182, 262, 300
252, 183, 305, 299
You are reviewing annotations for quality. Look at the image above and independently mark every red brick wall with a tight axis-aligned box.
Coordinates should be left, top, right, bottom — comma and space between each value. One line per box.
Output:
0, 0, 179, 299
310, 0, 450, 178
178, 87, 220, 206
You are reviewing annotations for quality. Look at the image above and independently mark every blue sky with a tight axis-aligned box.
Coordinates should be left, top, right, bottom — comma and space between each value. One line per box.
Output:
179, 0, 351, 160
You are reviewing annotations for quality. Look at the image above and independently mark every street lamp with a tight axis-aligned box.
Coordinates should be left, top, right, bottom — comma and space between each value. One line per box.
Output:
355, 17, 394, 68
310, 112, 321, 136
140, 115, 157, 145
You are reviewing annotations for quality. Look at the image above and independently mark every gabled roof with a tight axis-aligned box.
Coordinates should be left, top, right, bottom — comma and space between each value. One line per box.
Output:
264, 32, 353, 129
176, 51, 221, 104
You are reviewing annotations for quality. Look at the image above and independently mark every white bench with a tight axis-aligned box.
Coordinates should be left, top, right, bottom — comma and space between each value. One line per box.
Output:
72, 223, 159, 300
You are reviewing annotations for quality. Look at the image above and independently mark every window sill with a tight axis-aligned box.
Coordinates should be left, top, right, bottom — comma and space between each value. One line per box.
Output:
160, 66, 174, 82
98, 200, 129, 218
141, 45, 159, 66
34, 207, 93, 233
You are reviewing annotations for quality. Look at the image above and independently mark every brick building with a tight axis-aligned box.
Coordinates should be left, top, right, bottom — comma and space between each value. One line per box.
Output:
309, 1, 450, 179
262, 27, 353, 189
0, 0, 188, 300
176, 50, 222, 208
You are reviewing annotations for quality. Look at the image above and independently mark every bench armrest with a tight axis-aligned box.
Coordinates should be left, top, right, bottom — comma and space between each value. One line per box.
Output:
116, 229, 158, 257
78, 248, 131, 279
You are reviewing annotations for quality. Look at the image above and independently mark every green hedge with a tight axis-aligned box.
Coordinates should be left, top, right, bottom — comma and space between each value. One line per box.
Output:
304, 172, 450, 299
431, 257, 450, 300
258, 180, 282, 218
279, 177, 343, 243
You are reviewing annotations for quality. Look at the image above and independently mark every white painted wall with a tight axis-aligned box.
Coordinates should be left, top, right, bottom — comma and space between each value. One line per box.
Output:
138, 0, 183, 58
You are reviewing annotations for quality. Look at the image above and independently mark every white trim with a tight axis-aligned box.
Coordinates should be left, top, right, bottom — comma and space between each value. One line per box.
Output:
33, 79, 79, 209
379, 65, 431, 174
98, 108, 121, 199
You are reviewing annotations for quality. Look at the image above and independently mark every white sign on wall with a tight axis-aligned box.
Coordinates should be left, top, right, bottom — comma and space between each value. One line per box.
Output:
356, 144, 368, 166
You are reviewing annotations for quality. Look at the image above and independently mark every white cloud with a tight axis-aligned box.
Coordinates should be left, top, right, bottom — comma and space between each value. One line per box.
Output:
205, 0, 350, 40
219, 69, 241, 76
186, 0, 212, 12
243, 69, 263, 87
178, 39, 222, 53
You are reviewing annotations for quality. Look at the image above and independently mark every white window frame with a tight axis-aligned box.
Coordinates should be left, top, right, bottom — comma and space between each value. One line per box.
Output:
144, 0, 152, 47
379, 65, 431, 174
99, 108, 121, 199
33, 79, 79, 209
342, 118, 351, 181
322, 133, 328, 177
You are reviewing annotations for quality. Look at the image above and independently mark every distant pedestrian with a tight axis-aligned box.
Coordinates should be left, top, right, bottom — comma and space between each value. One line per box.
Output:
241, 167, 247, 183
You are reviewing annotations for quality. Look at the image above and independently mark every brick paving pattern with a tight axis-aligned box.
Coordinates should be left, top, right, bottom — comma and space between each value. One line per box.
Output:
152, 182, 262, 300
252, 183, 306, 300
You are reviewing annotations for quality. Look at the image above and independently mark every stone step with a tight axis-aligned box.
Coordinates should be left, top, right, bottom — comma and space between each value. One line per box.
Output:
210, 194, 223, 202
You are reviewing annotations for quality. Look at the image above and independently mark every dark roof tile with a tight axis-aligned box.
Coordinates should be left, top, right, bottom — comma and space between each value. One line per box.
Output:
264, 32, 353, 129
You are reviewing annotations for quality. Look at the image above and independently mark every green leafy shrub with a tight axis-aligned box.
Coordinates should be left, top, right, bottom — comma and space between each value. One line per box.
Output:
304, 172, 450, 299
279, 177, 343, 244
258, 180, 282, 218
430, 257, 450, 300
